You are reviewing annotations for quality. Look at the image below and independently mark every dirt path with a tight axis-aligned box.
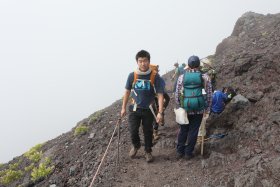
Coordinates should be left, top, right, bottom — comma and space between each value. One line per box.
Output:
110, 97, 210, 187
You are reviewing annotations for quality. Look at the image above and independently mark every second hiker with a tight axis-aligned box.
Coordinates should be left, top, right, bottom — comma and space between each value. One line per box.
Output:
175, 55, 213, 160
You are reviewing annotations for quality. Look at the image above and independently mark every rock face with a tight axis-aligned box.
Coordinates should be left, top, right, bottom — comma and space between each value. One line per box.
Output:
1, 12, 280, 187
204, 12, 280, 187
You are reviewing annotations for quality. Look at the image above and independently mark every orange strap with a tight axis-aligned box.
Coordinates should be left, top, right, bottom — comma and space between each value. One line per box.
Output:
150, 70, 157, 86
133, 71, 138, 85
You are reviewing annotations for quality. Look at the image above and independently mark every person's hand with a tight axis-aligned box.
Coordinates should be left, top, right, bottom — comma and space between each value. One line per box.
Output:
121, 108, 126, 118
156, 113, 163, 123
204, 112, 209, 119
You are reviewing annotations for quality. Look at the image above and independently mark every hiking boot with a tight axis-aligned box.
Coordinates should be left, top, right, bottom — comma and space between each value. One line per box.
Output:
176, 153, 184, 160
153, 130, 160, 140
129, 147, 139, 158
145, 152, 153, 163
185, 154, 194, 161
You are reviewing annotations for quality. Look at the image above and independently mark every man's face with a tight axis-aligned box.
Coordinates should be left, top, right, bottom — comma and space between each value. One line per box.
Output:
137, 57, 150, 72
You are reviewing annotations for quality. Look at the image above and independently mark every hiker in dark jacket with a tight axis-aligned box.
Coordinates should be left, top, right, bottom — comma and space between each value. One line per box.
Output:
121, 50, 164, 163
175, 55, 212, 160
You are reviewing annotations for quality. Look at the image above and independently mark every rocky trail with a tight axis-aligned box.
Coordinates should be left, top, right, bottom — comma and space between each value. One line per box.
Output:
105, 97, 210, 187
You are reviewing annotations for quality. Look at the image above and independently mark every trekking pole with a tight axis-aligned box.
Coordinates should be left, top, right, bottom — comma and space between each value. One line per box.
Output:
149, 105, 157, 120
116, 118, 121, 169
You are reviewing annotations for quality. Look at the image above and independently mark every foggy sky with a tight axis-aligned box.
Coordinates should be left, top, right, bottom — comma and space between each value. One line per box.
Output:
0, 0, 279, 163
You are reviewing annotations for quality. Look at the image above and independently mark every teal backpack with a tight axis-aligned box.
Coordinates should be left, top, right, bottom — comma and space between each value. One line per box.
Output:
180, 71, 206, 112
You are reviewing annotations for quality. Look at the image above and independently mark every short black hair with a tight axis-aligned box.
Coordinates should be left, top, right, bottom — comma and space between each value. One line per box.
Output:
135, 50, 150, 61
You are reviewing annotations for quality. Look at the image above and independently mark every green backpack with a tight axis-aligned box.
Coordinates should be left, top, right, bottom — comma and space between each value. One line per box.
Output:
180, 71, 206, 112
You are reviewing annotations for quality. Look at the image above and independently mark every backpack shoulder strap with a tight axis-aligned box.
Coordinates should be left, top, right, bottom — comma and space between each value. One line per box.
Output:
183, 71, 187, 83
150, 70, 157, 86
133, 71, 138, 86
131, 72, 138, 103
150, 70, 157, 94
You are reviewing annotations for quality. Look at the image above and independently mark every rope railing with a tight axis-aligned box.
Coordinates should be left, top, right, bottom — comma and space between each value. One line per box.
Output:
89, 119, 121, 187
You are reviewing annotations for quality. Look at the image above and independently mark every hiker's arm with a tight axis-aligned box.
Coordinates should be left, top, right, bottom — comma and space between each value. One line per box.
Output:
163, 93, 170, 109
156, 93, 164, 123
122, 73, 133, 118
157, 93, 164, 113
121, 89, 130, 118
154, 74, 164, 123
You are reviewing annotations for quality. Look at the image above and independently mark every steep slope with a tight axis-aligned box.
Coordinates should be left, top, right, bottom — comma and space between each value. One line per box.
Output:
1, 12, 280, 187
203, 12, 280, 187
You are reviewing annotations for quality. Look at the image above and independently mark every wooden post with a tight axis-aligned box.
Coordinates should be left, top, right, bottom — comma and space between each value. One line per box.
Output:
200, 114, 208, 156
201, 134, 204, 156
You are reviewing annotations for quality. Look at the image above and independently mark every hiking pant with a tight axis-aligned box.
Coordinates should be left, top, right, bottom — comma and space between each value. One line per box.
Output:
176, 114, 203, 156
128, 108, 154, 153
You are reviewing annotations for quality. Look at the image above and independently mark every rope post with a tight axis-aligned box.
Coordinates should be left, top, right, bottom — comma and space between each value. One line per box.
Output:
201, 135, 204, 156
200, 114, 209, 156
